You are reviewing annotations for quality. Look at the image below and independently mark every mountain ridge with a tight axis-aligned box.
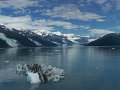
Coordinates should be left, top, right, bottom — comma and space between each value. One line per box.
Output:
86, 33, 120, 46
0, 25, 96, 48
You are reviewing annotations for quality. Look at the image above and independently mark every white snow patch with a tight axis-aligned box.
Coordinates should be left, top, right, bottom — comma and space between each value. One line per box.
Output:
88, 39, 96, 42
34, 30, 50, 36
0, 33, 19, 47
28, 38, 41, 46
51, 31, 62, 36
63, 34, 80, 43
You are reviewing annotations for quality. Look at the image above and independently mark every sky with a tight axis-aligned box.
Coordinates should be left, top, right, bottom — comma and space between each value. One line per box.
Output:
0, 0, 120, 36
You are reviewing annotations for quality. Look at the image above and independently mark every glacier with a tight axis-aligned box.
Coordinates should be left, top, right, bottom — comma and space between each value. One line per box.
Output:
0, 33, 19, 47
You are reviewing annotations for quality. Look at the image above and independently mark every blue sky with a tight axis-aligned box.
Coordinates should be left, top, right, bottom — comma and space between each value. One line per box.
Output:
0, 0, 120, 36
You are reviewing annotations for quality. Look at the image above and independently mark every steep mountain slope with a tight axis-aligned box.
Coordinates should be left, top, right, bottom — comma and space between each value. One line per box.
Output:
0, 39, 10, 48
0, 25, 58, 48
19, 30, 58, 46
86, 33, 120, 46
0, 25, 37, 47
34, 31, 74, 45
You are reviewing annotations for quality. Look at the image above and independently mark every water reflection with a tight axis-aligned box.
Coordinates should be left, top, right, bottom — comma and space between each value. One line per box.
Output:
0, 46, 120, 90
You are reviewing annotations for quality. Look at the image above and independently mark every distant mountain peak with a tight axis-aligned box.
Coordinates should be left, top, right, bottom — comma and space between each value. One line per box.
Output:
87, 33, 120, 46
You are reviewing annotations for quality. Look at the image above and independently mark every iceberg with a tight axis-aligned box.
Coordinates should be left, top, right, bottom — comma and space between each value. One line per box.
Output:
16, 64, 65, 84
27, 72, 41, 84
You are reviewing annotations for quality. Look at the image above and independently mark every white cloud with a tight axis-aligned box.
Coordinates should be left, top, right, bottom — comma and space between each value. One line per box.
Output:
102, 3, 112, 13
0, 0, 40, 9
87, 0, 107, 4
96, 19, 106, 22
116, 0, 120, 10
87, 0, 120, 12
0, 15, 34, 30
79, 25, 90, 29
0, 15, 31, 24
39, 20, 78, 29
89, 29, 114, 36
44, 4, 105, 22
0, 15, 80, 31
0, 15, 54, 30
29, 19, 79, 30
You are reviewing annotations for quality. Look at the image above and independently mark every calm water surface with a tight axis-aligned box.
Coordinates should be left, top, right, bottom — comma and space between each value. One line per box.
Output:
0, 45, 120, 90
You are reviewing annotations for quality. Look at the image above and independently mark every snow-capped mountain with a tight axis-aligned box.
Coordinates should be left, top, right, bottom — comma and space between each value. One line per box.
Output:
33, 30, 74, 45
33, 30, 96, 45
0, 25, 97, 48
0, 25, 58, 48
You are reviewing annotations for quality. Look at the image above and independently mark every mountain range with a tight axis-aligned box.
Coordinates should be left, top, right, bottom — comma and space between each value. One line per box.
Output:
0, 25, 96, 48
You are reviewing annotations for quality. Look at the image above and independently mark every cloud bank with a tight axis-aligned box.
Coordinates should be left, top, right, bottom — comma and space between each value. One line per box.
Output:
89, 29, 114, 36
0, 15, 82, 31
44, 4, 105, 22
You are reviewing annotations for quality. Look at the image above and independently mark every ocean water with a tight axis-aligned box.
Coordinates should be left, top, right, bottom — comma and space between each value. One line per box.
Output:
0, 45, 120, 90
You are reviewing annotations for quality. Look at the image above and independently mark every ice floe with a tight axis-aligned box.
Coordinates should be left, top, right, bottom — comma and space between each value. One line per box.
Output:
16, 64, 65, 84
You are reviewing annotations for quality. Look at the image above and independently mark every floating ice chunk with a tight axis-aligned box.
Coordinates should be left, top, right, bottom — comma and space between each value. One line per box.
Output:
16, 64, 23, 72
4, 60, 9, 63
16, 64, 65, 84
112, 48, 115, 50
48, 65, 53, 70
52, 75, 60, 82
22, 64, 29, 72
16, 64, 29, 72
27, 72, 41, 84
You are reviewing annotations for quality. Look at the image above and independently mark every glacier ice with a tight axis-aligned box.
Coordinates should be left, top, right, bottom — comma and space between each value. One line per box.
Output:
27, 72, 41, 84
16, 64, 65, 84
